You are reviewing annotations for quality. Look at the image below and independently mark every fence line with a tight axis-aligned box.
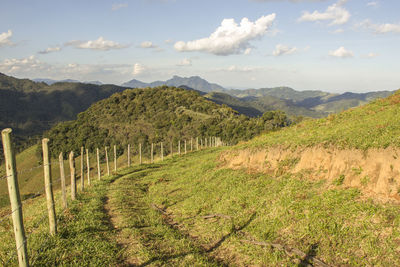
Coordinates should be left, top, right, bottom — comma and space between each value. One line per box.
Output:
0, 130, 225, 266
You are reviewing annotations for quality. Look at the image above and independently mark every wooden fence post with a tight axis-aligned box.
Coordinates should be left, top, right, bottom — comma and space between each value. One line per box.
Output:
151, 143, 154, 163
105, 147, 110, 176
80, 147, 84, 191
196, 137, 199, 151
113, 145, 117, 172
200, 138, 203, 149
59, 152, 67, 209
1, 129, 29, 267
86, 149, 90, 186
139, 143, 142, 165
170, 142, 173, 157
42, 138, 57, 235
191, 138, 193, 151
205, 138, 207, 148
178, 140, 181, 155
69, 151, 76, 200
96, 148, 101, 180
161, 142, 164, 161
127, 144, 131, 167
184, 140, 187, 155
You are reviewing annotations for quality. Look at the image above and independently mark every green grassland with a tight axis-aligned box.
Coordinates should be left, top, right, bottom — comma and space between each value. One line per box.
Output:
245, 90, 400, 150
2, 147, 399, 265
1, 90, 400, 265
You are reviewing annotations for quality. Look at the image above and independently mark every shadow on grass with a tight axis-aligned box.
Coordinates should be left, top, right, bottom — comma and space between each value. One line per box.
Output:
206, 212, 257, 253
298, 243, 319, 267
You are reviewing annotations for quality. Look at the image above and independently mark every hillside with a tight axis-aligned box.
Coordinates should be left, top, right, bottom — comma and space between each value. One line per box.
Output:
2, 90, 400, 266
44, 86, 289, 158
0, 73, 130, 161
226, 86, 393, 114
205, 92, 326, 118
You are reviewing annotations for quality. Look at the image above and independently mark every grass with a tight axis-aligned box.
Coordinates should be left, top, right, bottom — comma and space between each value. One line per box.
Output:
1, 146, 400, 265
0, 173, 122, 266
108, 147, 400, 266
243, 90, 400, 150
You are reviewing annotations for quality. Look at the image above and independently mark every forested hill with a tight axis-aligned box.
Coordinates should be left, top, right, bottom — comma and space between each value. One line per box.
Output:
45, 86, 289, 158
0, 73, 129, 137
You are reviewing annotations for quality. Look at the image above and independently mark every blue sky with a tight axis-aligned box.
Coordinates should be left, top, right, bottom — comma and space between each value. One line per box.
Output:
0, 0, 399, 92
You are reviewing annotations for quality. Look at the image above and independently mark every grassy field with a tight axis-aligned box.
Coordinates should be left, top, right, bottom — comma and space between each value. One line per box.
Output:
1, 146, 400, 265
244, 90, 400, 150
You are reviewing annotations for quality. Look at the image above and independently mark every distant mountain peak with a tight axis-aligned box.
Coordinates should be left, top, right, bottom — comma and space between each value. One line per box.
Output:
121, 75, 226, 93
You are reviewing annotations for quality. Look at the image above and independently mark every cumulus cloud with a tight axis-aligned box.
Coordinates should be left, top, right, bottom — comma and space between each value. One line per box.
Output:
272, 44, 297, 56
298, 0, 350, 25
38, 46, 61, 54
358, 20, 400, 34
0, 30, 13, 47
112, 3, 128, 11
0, 55, 50, 74
174, 14, 276, 56
140, 41, 157, 48
177, 58, 192, 66
0, 55, 131, 81
328, 46, 353, 58
132, 63, 146, 75
65, 36, 127, 50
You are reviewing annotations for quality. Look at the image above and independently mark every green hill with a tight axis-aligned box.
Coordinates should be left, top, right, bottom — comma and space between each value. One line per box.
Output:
226, 86, 393, 114
246, 89, 400, 150
2, 89, 400, 266
44, 86, 290, 158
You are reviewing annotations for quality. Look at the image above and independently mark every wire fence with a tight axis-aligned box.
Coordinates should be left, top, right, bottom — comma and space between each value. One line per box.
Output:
0, 131, 224, 266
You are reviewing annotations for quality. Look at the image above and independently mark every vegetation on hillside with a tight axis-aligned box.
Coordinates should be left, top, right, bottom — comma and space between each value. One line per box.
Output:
245, 89, 400, 150
44, 86, 290, 158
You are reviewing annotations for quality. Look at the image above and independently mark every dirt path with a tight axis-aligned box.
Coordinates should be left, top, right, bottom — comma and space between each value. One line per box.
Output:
103, 167, 225, 266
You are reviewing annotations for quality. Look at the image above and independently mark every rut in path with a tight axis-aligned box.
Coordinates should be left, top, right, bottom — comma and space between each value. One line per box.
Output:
104, 168, 225, 266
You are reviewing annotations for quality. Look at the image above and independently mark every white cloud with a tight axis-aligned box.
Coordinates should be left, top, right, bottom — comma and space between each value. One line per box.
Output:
165, 39, 173, 44
174, 14, 276, 56
112, 3, 128, 11
38, 46, 61, 54
328, 46, 353, 58
272, 44, 297, 56
244, 48, 252, 55
65, 36, 127, 50
0, 30, 13, 47
132, 63, 146, 75
0, 55, 131, 82
358, 20, 400, 34
177, 58, 192, 66
367, 1, 378, 7
0, 55, 49, 73
299, 0, 350, 25
140, 41, 157, 48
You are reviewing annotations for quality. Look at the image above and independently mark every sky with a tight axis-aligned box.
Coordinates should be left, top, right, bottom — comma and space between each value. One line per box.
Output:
0, 0, 399, 93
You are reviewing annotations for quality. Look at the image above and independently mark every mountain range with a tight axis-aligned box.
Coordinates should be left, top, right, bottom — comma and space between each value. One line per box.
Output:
121, 75, 393, 117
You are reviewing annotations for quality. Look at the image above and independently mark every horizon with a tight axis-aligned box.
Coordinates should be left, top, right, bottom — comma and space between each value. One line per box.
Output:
3, 72, 394, 94
1, 0, 399, 93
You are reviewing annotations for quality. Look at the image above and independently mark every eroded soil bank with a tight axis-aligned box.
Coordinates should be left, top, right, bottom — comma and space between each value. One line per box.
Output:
219, 146, 400, 202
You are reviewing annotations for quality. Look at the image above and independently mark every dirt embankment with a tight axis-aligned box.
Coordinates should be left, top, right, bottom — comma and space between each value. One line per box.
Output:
219, 146, 400, 202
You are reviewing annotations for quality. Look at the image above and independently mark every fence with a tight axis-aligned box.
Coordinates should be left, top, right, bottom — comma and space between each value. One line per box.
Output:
0, 129, 224, 266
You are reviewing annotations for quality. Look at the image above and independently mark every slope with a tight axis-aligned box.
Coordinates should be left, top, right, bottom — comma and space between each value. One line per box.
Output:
44, 86, 289, 159
220, 89, 400, 201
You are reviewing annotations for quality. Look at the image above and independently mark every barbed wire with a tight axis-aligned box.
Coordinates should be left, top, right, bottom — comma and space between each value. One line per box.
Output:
0, 161, 61, 181
3, 178, 68, 265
